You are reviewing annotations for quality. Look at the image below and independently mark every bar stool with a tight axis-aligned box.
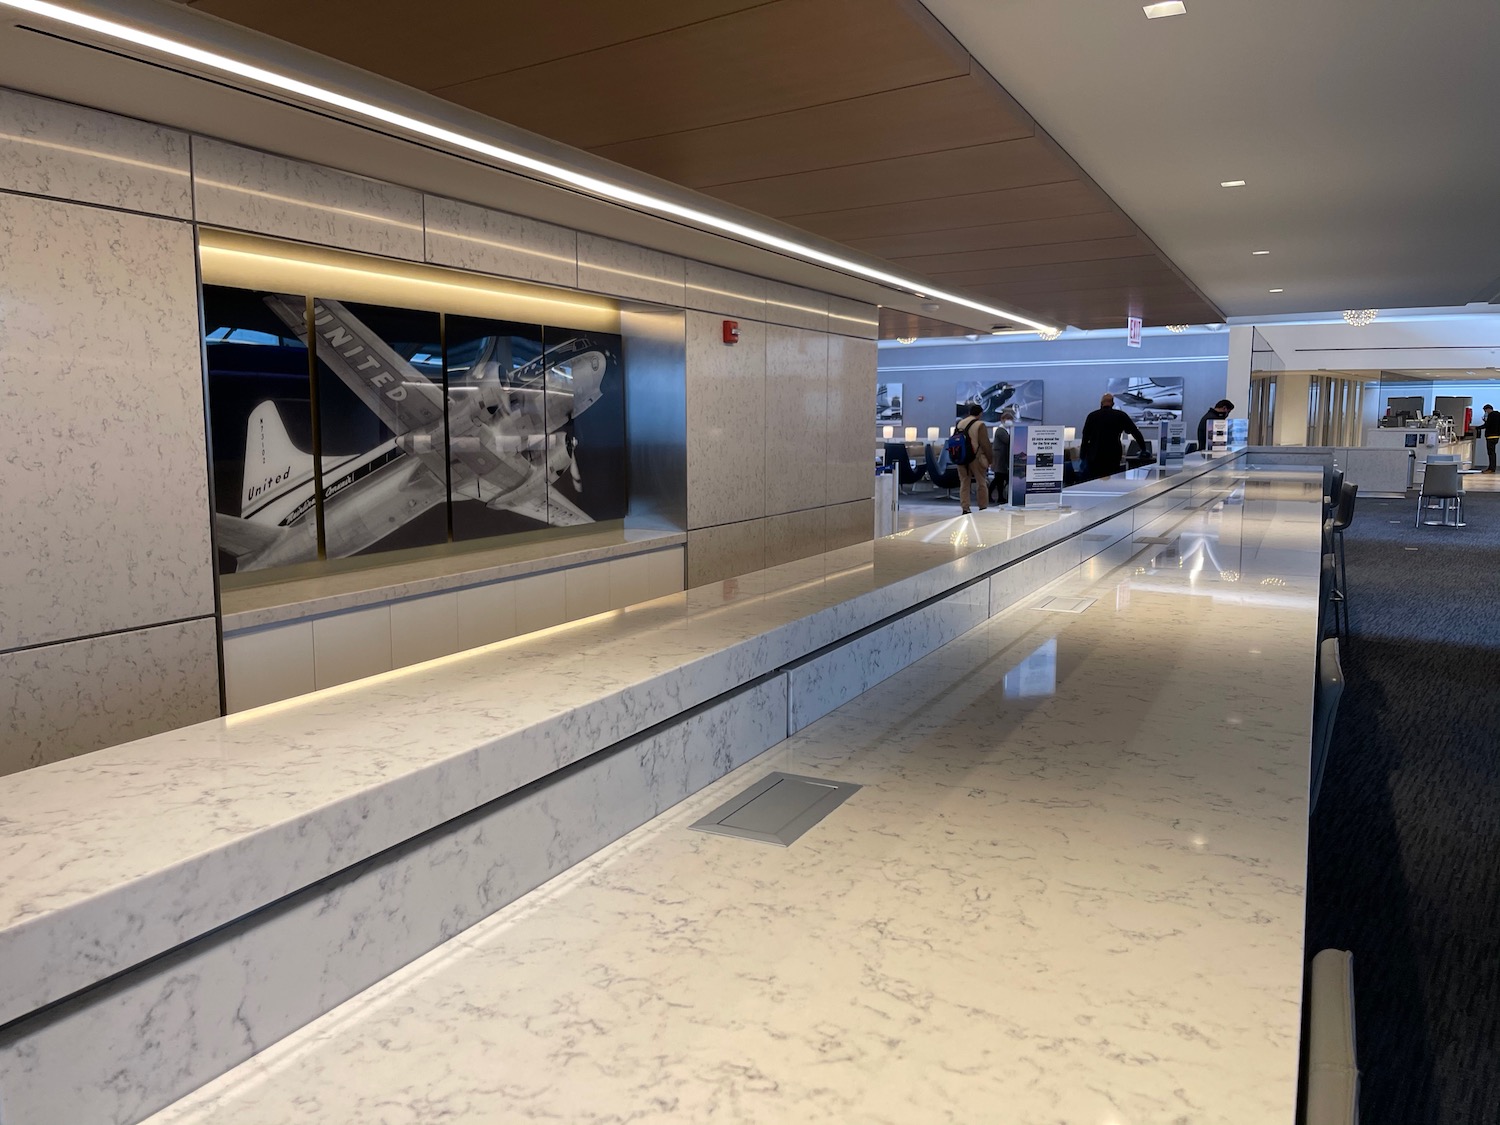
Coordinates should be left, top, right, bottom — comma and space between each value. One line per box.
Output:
1416, 460, 1465, 527
1330, 482, 1358, 613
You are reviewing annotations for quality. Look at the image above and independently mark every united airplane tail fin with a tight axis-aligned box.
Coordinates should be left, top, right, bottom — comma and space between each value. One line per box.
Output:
241, 401, 314, 516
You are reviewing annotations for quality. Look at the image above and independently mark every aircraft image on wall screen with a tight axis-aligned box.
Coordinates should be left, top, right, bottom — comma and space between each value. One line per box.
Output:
1106, 376, 1184, 423
215, 295, 612, 571
956, 379, 1044, 424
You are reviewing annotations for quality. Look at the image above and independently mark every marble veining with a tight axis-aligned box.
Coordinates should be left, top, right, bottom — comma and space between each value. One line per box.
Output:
0, 454, 1271, 1028
141, 473, 1318, 1125
0, 192, 215, 651
0, 87, 191, 217
0, 678, 787, 1125
422, 194, 577, 288
0, 619, 220, 777
191, 137, 424, 260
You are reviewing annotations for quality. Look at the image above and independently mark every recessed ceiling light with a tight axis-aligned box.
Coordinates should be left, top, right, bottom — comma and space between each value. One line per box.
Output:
1269, 288, 1284, 293
1143, 1, 1186, 17
1252, 250, 1270, 255
1221, 180, 1247, 188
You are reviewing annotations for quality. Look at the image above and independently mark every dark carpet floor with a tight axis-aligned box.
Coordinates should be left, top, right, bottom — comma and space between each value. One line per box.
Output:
1306, 489, 1500, 1125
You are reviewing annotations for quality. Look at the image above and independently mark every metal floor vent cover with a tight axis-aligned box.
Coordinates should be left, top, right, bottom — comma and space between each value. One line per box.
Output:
1034, 595, 1096, 614
689, 772, 861, 847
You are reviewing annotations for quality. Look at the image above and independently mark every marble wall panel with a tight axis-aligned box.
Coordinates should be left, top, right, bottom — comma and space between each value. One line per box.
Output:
0, 676, 788, 1125
684, 260, 766, 321
787, 585, 988, 732
826, 499, 874, 553
422, 194, 577, 287
0, 620, 220, 776
686, 519, 767, 588
191, 138, 423, 260
577, 232, 685, 305
764, 325, 829, 515
765, 507, 827, 570
763, 279, 828, 331
222, 622, 314, 714
0, 88, 191, 217
827, 334, 878, 505
0, 193, 213, 650
685, 311, 766, 529
827, 295, 879, 340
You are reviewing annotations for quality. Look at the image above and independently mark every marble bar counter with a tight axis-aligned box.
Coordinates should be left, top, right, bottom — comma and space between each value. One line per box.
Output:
145, 469, 1324, 1125
0, 458, 1237, 1052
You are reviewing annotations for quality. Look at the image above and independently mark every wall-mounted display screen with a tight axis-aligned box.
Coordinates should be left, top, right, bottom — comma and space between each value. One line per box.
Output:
1105, 376, 1184, 423
956, 378, 1043, 424
204, 283, 628, 578
876, 382, 903, 424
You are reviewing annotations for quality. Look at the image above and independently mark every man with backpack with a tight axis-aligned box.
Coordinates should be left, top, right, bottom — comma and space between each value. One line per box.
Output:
948, 403, 994, 514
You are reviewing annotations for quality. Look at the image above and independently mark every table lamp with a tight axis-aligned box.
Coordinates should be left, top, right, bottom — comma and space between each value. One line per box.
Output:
904, 427, 917, 442
882, 425, 894, 439
926, 426, 940, 441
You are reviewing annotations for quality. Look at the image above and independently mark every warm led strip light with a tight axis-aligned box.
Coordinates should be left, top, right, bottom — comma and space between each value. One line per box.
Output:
0, 0, 1058, 334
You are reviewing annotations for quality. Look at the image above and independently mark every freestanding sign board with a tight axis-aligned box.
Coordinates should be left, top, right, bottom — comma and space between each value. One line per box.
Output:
1208, 418, 1229, 454
1158, 419, 1186, 467
1127, 316, 1143, 348
1010, 424, 1067, 507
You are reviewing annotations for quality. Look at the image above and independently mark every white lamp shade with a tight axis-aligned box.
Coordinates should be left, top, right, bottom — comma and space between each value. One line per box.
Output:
926, 426, 940, 440
1064, 427, 1076, 441
904, 427, 917, 442
882, 425, 894, 439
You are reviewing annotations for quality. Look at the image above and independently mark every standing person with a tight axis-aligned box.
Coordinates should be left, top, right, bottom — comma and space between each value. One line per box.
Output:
949, 403, 993, 514
1482, 404, 1500, 472
1080, 393, 1145, 480
989, 409, 1014, 504
1196, 398, 1236, 451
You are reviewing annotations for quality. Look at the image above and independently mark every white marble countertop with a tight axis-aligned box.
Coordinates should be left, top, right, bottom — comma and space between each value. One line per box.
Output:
0, 454, 1238, 1028
145, 470, 1322, 1125
221, 525, 686, 631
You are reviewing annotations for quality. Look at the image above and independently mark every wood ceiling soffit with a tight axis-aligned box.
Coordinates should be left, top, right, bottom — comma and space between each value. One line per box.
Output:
938, 255, 1177, 289
792, 181, 1109, 242
851, 211, 1136, 260
184, 0, 773, 92
708, 137, 1075, 218
915, 237, 1156, 279
878, 308, 982, 339
430, 0, 972, 150
588, 73, 1030, 189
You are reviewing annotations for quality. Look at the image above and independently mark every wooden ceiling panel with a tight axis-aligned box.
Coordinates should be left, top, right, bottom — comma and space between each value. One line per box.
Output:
707, 137, 1073, 218
878, 309, 979, 339
789, 181, 1109, 243
434, 0, 971, 150
849, 211, 1135, 260
189, 0, 1220, 328
589, 73, 1030, 190
183, 0, 770, 92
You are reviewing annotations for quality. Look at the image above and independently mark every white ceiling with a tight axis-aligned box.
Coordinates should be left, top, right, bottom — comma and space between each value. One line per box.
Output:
920, 0, 1500, 320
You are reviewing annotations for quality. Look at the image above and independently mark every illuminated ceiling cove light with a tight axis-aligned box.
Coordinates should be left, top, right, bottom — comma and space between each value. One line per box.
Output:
1269, 288, 1284, 294
1220, 180, 1247, 188
1037, 327, 1063, 341
1252, 249, 1270, 255
1143, 1, 1186, 17
1343, 309, 1380, 327
0, 0, 1059, 337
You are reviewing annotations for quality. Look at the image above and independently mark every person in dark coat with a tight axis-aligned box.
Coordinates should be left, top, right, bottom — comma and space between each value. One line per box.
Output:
1482, 404, 1500, 472
1196, 399, 1236, 450
1080, 393, 1146, 479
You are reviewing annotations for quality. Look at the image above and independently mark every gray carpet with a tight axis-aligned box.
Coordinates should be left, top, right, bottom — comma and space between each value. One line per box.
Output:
1307, 490, 1500, 1124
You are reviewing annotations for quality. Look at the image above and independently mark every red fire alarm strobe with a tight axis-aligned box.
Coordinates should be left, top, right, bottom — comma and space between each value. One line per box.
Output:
723, 319, 740, 344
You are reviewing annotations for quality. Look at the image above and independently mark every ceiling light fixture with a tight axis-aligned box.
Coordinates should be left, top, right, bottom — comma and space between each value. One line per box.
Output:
1252, 250, 1270, 256
1343, 309, 1379, 327
1037, 327, 1063, 341
0, 0, 1060, 337
1143, 1, 1186, 17
1166, 324, 1189, 333
895, 336, 917, 345
1221, 180, 1247, 188
1269, 288, 1284, 294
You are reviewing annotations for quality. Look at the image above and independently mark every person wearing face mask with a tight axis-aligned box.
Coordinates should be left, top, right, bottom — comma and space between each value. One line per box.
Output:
989, 409, 1014, 504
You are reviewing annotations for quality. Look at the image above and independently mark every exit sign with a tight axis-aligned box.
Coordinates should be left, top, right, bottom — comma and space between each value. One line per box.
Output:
1127, 316, 1142, 348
